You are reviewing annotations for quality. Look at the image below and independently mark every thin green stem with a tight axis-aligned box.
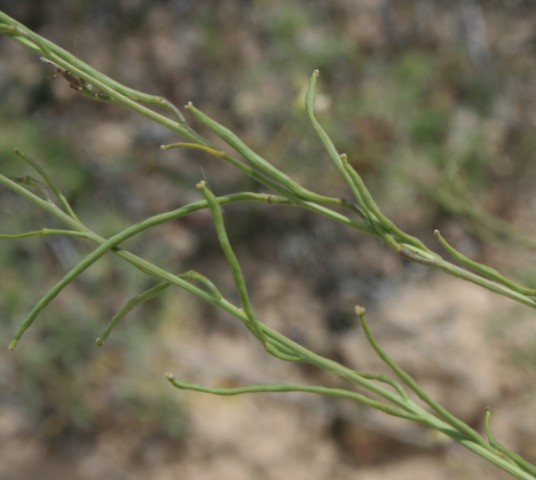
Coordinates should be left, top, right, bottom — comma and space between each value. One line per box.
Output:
0, 172, 94, 234
161, 140, 306, 201
14, 148, 80, 221
0, 229, 93, 240
178, 270, 223, 300
433, 256, 536, 308
0, 17, 203, 143
96, 282, 170, 346
185, 102, 340, 206
434, 230, 536, 296
306, 73, 371, 212
306, 69, 428, 252
197, 181, 267, 348
165, 373, 422, 422
340, 155, 428, 251
160, 142, 373, 234
485, 408, 536, 477
356, 306, 485, 447
0, 175, 289, 348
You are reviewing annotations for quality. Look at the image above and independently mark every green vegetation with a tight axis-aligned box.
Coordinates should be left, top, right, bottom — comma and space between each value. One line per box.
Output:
1, 10, 536, 479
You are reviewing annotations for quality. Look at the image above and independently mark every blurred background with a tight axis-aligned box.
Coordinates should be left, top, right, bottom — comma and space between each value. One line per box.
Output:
1, 1, 536, 479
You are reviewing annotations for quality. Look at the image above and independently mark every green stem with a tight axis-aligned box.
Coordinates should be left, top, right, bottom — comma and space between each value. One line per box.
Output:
96, 282, 170, 346
197, 181, 268, 348
185, 102, 340, 206
306, 69, 428, 252
165, 373, 422, 422
0, 229, 92, 240
356, 306, 485, 446
434, 230, 536, 296
485, 408, 536, 477
15, 148, 80, 221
